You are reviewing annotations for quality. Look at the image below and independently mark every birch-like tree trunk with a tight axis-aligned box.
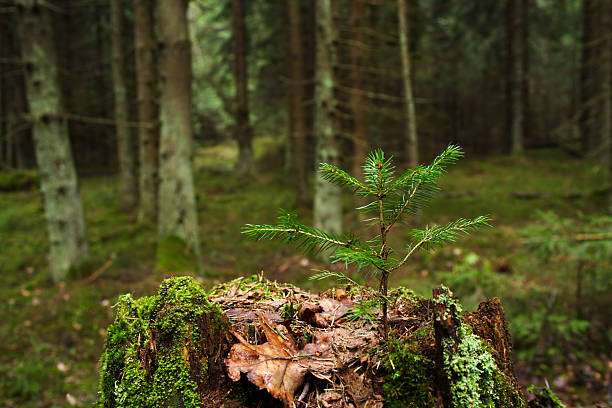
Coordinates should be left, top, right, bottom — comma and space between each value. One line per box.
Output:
313, 0, 342, 235
17, 0, 89, 282
157, 0, 203, 271
232, 0, 255, 179
111, 0, 138, 210
397, 0, 418, 167
134, 0, 159, 221
287, 0, 309, 206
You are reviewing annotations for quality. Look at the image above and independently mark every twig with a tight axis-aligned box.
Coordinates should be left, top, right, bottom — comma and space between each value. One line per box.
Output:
79, 252, 116, 285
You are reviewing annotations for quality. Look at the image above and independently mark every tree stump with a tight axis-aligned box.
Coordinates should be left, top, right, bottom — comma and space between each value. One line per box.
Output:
97, 276, 538, 408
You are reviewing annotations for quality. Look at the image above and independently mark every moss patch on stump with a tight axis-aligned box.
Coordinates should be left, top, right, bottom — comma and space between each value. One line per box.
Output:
97, 276, 230, 408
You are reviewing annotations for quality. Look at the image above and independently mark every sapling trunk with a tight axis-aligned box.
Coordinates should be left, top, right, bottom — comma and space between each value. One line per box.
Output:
244, 145, 490, 337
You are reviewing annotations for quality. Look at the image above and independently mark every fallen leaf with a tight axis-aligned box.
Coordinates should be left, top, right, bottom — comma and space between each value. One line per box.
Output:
225, 314, 334, 407
298, 302, 327, 327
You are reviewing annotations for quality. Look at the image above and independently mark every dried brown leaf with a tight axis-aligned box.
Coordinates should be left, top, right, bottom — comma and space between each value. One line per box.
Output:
225, 314, 334, 407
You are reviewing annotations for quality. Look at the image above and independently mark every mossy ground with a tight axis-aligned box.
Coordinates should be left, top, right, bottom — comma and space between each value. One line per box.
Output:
0, 138, 607, 406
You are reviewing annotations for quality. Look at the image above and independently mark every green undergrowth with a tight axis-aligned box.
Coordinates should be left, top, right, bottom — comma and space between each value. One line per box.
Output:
0, 169, 39, 192
98, 276, 228, 408
156, 236, 200, 274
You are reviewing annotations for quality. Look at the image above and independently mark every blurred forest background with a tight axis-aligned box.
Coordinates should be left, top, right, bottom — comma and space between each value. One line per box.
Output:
0, 0, 611, 406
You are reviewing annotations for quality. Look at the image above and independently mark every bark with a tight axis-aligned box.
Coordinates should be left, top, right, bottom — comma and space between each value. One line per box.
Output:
507, 0, 528, 153
580, 0, 598, 153
0, 13, 8, 167
313, 0, 342, 236
1, 12, 30, 169
287, 0, 309, 206
601, 1, 612, 213
111, 0, 138, 210
134, 0, 159, 222
397, 0, 419, 167
17, 0, 89, 282
232, 0, 255, 180
96, 3, 112, 168
349, 0, 368, 178
157, 0, 203, 271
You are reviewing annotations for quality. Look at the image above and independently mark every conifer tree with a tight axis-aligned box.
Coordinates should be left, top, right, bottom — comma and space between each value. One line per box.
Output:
244, 145, 489, 336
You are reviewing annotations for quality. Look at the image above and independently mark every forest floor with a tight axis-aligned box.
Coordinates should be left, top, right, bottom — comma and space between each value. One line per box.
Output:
0, 138, 610, 407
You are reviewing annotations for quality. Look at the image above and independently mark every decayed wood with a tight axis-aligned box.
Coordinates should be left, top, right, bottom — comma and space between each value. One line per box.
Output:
99, 276, 528, 408
432, 286, 462, 407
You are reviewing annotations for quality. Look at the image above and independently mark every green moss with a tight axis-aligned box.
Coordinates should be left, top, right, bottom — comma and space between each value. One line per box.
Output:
526, 385, 566, 408
208, 274, 297, 300
98, 294, 156, 408
156, 235, 199, 274
97, 276, 228, 408
383, 337, 434, 408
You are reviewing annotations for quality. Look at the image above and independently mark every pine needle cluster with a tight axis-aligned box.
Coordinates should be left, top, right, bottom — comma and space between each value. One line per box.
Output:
243, 145, 490, 336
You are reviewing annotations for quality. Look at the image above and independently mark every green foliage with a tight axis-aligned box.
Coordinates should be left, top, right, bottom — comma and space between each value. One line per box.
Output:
516, 211, 612, 363
244, 146, 489, 330
345, 298, 379, 326
526, 385, 566, 408
383, 338, 434, 408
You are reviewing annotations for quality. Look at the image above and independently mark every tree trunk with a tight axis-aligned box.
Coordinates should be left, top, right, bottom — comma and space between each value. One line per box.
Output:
96, 3, 112, 168
313, 0, 342, 236
349, 0, 369, 178
157, 0, 203, 273
134, 0, 159, 222
111, 0, 138, 210
580, 0, 598, 154
17, 0, 89, 282
507, 0, 528, 153
601, 1, 612, 213
397, 0, 419, 168
0, 12, 8, 167
232, 0, 255, 180
287, 0, 309, 207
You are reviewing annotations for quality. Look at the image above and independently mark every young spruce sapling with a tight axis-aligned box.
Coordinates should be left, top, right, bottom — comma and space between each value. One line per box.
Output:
243, 145, 490, 337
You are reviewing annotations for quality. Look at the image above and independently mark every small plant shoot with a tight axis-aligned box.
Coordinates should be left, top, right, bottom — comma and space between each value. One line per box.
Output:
243, 145, 490, 336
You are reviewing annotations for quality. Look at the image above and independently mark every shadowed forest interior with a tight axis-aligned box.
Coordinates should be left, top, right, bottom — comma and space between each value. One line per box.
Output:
0, 0, 611, 406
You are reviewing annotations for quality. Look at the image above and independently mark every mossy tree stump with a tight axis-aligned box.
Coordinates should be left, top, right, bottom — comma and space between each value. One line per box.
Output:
97, 276, 559, 408
98, 277, 231, 407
